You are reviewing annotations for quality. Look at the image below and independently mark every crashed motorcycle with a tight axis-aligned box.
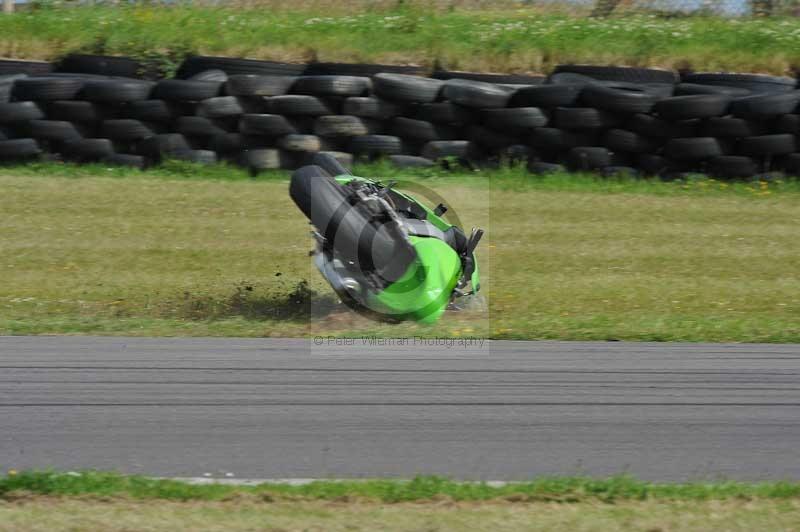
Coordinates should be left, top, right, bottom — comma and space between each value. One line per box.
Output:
289, 153, 483, 324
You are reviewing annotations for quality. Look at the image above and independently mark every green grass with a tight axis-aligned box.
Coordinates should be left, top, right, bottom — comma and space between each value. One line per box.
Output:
3, 471, 800, 502
3, 4, 800, 75
4, 471, 800, 531
11, 159, 800, 196
3, 490, 800, 532
2, 163, 800, 342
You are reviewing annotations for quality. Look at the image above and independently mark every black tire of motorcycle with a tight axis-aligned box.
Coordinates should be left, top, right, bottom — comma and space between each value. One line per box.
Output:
289, 165, 416, 284
309, 151, 351, 176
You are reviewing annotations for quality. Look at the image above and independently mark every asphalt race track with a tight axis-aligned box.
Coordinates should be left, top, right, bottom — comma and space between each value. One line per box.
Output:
1, 336, 799, 481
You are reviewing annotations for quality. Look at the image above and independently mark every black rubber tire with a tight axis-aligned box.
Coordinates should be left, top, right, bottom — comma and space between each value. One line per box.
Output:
682, 72, 796, 94
566, 146, 612, 171
636, 154, 670, 176
500, 143, 535, 162
309, 151, 351, 176
663, 137, 724, 160
28, 120, 86, 142
432, 70, 545, 85
780, 153, 800, 176
56, 54, 143, 79
62, 138, 115, 161
388, 154, 435, 168
529, 127, 598, 150
483, 107, 548, 131
390, 117, 455, 141
0, 101, 45, 123
0, 59, 52, 77
290, 164, 416, 283
103, 153, 147, 169
81, 80, 155, 103
654, 94, 731, 120
277, 134, 330, 152
239, 114, 306, 136
372, 74, 444, 103
730, 91, 800, 119
412, 101, 473, 125
0, 74, 26, 103
625, 113, 696, 138
171, 149, 218, 165
153, 80, 223, 101
210, 132, 269, 153
267, 95, 334, 116
421, 140, 472, 161
40, 73, 115, 80
47, 100, 112, 123
341, 97, 402, 120
305, 62, 424, 77
175, 116, 230, 138
241, 148, 284, 171
136, 133, 192, 160
601, 166, 640, 178
13, 77, 84, 101
674, 83, 751, 98
468, 124, 517, 150
553, 107, 621, 130
348, 135, 404, 157
707, 155, 758, 179
702, 117, 765, 138
100, 119, 155, 141
738, 134, 796, 156
581, 84, 661, 114
441, 79, 512, 109
0, 138, 41, 160
314, 115, 380, 138
552, 64, 678, 85
603, 129, 659, 154
772, 114, 800, 134
177, 56, 308, 79
508, 83, 584, 108
640, 83, 676, 98
547, 72, 608, 85
225, 74, 297, 97
527, 161, 565, 175
125, 100, 182, 122
196, 96, 247, 118
595, 80, 671, 97
188, 69, 229, 82
291, 75, 371, 97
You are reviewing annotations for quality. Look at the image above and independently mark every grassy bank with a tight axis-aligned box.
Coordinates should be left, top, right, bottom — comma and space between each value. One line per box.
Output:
1, 473, 800, 531
1, 163, 799, 342
3, 4, 800, 75
4, 471, 800, 502
3, 498, 799, 531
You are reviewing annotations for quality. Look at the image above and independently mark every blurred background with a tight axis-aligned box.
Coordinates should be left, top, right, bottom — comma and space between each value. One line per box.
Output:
1, 0, 797, 17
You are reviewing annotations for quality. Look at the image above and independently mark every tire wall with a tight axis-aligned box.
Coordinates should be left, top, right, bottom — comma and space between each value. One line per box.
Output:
2, 54, 800, 179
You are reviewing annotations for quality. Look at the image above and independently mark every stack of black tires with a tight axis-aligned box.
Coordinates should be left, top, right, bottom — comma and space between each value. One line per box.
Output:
2, 55, 800, 180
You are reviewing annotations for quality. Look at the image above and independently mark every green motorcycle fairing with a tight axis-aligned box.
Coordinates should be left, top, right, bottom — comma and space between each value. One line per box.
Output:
331, 174, 480, 323
369, 235, 462, 324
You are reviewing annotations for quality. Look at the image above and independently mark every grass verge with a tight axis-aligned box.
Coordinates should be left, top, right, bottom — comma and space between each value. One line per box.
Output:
4, 472, 800, 531
3, 471, 800, 502
3, 4, 800, 75
2, 498, 799, 532
1, 162, 799, 342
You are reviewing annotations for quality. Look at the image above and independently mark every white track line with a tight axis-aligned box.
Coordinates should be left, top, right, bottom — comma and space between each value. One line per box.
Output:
165, 477, 513, 487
